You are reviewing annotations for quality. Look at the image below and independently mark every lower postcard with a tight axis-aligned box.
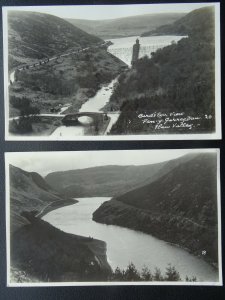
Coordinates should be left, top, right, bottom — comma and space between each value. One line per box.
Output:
5, 148, 222, 286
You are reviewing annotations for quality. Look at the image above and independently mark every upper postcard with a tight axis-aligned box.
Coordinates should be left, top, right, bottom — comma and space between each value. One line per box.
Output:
2, 2, 221, 140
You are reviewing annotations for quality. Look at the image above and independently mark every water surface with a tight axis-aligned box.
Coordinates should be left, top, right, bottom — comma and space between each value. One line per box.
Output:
43, 197, 218, 282
107, 35, 186, 66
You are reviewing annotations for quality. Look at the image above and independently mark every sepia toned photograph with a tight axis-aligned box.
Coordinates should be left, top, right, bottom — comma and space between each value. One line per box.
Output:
3, 3, 221, 140
5, 149, 222, 286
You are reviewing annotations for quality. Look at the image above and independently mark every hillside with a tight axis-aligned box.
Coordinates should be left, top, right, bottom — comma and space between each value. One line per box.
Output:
109, 6, 215, 134
8, 10, 126, 133
9, 164, 111, 282
45, 163, 164, 197
141, 6, 214, 39
45, 156, 195, 197
66, 13, 185, 39
11, 217, 111, 282
93, 153, 218, 266
10, 164, 76, 232
8, 10, 101, 70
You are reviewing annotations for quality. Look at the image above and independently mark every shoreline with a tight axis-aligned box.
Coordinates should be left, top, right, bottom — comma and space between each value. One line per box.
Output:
36, 198, 78, 219
92, 199, 218, 270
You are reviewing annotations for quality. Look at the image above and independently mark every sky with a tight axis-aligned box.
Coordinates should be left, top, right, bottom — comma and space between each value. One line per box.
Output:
4, 3, 216, 20
6, 149, 216, 177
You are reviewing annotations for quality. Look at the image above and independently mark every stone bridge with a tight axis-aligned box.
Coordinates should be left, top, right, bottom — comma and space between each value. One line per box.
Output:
62, 112, 109, 126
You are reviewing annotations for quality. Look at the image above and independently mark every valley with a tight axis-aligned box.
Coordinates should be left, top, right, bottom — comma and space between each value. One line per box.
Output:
8, 150, 220, 283
7, 7, 215, 137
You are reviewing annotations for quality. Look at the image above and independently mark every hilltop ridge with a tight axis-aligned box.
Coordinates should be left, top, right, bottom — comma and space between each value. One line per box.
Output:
66, 12, 185, 39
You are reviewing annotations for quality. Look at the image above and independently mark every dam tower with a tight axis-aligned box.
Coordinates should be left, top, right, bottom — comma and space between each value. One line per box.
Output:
131, 38, 140, 66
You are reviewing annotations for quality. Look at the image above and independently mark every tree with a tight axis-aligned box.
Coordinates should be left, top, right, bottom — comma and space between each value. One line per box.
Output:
16, 118, 33, 133
153, 267, 164, 281
10, 96, 30, 109
123, 263, 141, 281
165, 264, 181, 281
185, 275, 197, 282
20, 105, 40, 117
111, 267, 125, 281
141, 265, 153, 281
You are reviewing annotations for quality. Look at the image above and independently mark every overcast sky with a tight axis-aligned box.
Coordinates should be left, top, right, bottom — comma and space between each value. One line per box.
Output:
4, 3, 215, 20
6, 149, 216, 177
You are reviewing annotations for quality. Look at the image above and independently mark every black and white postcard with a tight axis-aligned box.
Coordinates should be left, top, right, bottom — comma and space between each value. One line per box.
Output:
2, 3, 221, 140
5, 149, 222, 286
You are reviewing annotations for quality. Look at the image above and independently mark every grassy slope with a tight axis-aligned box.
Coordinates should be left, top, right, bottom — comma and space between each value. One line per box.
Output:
8, 10, 101, 69
66, 13, 185, 39
93, 153, 218, 266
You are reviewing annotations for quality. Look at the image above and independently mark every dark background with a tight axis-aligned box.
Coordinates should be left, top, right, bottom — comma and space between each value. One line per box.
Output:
0, 0, 224, 299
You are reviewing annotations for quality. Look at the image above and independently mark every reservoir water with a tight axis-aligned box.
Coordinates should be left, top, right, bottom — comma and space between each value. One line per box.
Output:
43, 197, 218, 282
107, 35, 187, 66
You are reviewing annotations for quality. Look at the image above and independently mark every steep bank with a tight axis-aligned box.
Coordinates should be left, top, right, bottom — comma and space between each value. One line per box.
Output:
11, 216, 111, 282
10, 164, 111, 282
10, 165, 76, 233
93, 153, 218, 266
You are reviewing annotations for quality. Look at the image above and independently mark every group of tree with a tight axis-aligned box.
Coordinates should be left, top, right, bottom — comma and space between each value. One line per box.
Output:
9, 95, 40, 133
110, 262, 197, 282
10, 95, 40, 117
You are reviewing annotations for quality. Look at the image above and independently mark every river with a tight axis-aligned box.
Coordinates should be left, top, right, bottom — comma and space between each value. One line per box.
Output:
50, 78, 119, 137
51, 35, 185, 137
43, 197, 218, 282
